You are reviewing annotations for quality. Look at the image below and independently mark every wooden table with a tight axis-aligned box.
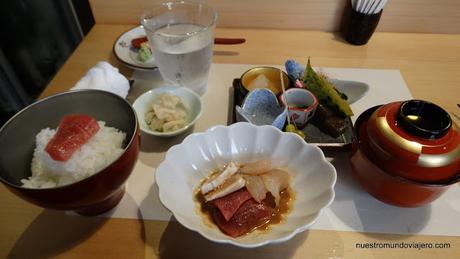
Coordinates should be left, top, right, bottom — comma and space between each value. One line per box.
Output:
1, 24, 459, 258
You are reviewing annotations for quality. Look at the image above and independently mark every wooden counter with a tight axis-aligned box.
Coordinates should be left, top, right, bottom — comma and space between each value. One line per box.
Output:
1, 24, 459, 258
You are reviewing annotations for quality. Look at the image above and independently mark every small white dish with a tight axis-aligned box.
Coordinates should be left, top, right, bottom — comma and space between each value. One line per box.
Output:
156, 122, 337, 247
331, 79, 369, 104
132, 86, 202, 137
113, 25, 156, 71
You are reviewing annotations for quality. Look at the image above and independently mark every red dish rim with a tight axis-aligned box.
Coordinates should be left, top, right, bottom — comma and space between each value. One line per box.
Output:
279, 88, 319, 112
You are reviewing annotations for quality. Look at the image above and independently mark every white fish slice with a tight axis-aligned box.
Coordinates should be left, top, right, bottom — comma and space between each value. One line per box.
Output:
200, 161, 239, 194
243, 174, 267, 202
204, 174, 246, 201
261, 169, 290, 206
239, 160, 271, 175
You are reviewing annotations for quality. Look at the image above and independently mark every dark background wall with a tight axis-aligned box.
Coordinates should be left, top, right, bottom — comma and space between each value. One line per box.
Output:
0, 0, 94, 126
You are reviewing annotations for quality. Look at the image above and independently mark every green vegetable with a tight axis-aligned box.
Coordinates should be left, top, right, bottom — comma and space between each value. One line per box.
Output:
137, 43, 152, 62
318, 73, 348, 101
302, 58, 353, 117
334, 87, 348, 100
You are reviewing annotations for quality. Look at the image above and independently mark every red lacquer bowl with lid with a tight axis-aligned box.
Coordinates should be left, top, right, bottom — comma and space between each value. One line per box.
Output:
365, 100, 459, 182
350, 100, 460, 207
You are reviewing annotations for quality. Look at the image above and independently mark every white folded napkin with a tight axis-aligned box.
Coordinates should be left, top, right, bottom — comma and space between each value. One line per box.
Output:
71, 62, 129, 98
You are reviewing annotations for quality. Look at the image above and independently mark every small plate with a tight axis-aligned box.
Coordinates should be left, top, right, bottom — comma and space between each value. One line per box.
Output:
331, 79, 369, 104
113, 25, 156, 71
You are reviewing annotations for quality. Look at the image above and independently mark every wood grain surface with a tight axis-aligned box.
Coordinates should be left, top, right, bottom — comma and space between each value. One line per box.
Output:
89, 0, 460, 34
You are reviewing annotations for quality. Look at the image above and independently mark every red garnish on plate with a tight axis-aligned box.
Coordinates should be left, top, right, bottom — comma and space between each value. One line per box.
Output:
45, 114, 100, 161
131, 36, 148, 49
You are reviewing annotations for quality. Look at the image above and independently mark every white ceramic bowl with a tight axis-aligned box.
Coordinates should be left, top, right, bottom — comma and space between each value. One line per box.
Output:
132, 86, 202, 137
156, 122, 336, 247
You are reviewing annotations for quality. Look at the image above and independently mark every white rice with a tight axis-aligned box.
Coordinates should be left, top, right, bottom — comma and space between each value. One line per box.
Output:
22, 121, 126, 188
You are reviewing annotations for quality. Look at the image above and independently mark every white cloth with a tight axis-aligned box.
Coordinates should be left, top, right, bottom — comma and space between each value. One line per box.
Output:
71, 62, 129, 98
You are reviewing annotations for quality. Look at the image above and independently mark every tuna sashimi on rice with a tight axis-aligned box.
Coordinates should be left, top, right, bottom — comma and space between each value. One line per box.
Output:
21, 114, 126, 188
45, 114, 100, 161
196, 160, 294, 238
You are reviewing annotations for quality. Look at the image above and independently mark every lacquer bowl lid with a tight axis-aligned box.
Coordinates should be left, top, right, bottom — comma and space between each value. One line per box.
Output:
362, 100, 460, 183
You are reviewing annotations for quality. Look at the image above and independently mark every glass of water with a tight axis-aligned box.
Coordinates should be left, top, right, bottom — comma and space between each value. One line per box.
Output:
141, 1, 218, 96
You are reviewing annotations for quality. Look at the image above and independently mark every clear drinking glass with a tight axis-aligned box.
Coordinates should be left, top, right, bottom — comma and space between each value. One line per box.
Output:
141, 1, 218, 96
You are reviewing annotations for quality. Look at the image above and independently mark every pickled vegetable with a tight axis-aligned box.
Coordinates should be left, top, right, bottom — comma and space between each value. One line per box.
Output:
302, 59, 353, 117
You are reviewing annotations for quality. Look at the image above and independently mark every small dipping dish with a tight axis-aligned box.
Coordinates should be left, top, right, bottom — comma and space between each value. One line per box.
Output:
279, 88, 318, 129
239, 67, 290, 96
235, 89, 287, 130
132, 86, 202, 137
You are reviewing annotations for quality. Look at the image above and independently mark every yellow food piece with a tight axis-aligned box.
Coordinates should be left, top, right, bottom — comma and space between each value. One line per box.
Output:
285, 124, 296, 132
295, 130, 305, 139
145, 93, 188, 132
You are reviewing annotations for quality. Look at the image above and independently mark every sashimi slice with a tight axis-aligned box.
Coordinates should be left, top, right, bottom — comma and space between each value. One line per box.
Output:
204, 174, 246, 202
131, 36, 148, 49
212, 199, 271, 237
212, 188, 252, 221
239, 160, 271, 175
261, 169, 290, 206
45, 114, 100, 161
243, 175, 267, 202
201, 161, 239, 195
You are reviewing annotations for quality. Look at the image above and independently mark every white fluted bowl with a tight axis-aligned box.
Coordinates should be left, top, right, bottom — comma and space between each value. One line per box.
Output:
155, 122, 336, 248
